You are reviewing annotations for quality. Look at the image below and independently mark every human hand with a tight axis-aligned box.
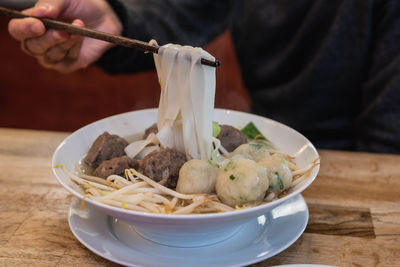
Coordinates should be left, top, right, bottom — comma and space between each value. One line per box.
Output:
8, 0, 122, 73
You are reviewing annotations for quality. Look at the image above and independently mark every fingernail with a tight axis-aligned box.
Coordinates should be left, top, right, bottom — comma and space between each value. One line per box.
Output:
34, 3, 53, 16
37, 3, 52, 11
31, 22, 43, 34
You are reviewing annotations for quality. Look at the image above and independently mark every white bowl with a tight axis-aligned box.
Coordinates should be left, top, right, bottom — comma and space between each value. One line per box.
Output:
52, 108, 319, 247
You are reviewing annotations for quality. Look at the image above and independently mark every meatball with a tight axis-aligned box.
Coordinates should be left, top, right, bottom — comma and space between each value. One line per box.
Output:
94, 156, 139, 178
217, 125, 248, 152
176, 159, 218, 194
140, 148, 187, 188
228, 142, 271, 162
258, 154, 292, 192
143, 123, 158, 139
216, 158, 269, 207
84, 132, 128, 167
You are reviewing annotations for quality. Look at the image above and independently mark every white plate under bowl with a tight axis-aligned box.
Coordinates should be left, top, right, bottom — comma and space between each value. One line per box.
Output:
69, 194, 309, 267
53, 108, 319, 247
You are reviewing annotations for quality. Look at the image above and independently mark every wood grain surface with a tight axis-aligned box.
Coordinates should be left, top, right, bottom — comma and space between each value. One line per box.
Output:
0, 128, 399, 267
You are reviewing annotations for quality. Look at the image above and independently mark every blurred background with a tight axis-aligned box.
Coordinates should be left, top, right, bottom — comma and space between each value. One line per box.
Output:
0, 1, 250, 132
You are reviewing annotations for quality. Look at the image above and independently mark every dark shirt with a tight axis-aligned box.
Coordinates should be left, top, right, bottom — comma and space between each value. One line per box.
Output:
97, 0, 400, 153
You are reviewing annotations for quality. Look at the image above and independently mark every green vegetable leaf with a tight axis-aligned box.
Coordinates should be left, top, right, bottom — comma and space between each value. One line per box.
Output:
275, 172, 284, 190
212, 121, 221, 137
241, 122, 267, 140
230, 174, 236, 180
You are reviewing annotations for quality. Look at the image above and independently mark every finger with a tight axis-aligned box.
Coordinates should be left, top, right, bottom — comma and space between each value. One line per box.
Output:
42, 19, 84, 63
36, 18, 86, 73
8, 17, 45, 41
67, 19, 85, 59
10, 1, 63, 41
43, 45, 68, 63
30, 0, 68, 19
21, 7, 38, 16
67, 36, 83, 59
25, 29, 69, 54
37, 55, 84, 74
44, 34, 82, 62
72, 18, 85, 28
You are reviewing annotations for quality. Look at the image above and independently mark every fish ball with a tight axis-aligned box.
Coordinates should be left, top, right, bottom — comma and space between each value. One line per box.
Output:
228, 142, 271, 162
258, 154, 292, 192
216, 158, 269, 207
176, 159, 217, 194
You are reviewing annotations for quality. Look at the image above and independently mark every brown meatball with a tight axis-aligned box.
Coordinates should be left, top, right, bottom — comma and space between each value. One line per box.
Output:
83, 132, 128, 167
217, 125, 248, 152
140, 148, 187, 188
143, 123, 158, 139
94, 156, 139, 178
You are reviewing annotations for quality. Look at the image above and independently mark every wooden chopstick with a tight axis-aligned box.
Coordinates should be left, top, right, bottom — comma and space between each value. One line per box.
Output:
0, 6, 220, 67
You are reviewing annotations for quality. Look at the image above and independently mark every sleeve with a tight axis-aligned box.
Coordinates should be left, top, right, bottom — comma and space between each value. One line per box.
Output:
356, 0, 400, 153
96, 0, 233, 74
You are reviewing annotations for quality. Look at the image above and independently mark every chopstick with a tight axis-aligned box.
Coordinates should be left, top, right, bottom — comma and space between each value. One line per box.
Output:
0, 6, 221, 67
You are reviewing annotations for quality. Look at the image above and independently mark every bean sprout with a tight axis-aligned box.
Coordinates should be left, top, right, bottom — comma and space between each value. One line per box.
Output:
55, 155, 318, 214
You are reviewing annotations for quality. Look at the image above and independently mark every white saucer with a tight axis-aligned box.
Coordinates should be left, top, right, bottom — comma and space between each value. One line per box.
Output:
68, 194, 309, 267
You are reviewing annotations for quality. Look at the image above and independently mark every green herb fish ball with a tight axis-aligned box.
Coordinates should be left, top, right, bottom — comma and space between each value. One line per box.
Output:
228, 142, 271, 162
216, 158, 269, 207
258, 154, 292, 193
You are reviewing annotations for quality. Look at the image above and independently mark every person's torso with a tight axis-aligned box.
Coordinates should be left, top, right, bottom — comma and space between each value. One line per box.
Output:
230, 0, 375, 150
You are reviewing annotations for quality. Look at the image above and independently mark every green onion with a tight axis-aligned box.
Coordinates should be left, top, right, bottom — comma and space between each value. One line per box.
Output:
212, 121, 221, 137
241, 122, 267, 140
275, 172, 284, 190
230, 174, 236, 180
207, 159, 220, 168
249, 143, 262, 150
83, 184, 91, 190
224, 160, 234, 171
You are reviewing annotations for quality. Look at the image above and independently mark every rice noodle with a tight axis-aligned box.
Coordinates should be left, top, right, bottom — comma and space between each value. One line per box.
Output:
154, 42, 216, 160
125, 132, 159, 158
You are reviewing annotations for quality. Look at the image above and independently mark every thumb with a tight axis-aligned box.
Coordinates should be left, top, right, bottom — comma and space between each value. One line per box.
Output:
24, 0, 68, 19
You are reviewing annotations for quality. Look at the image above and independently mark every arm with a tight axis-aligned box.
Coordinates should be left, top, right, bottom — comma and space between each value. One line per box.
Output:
97, 0, 233, 74
356, 0, 400, 153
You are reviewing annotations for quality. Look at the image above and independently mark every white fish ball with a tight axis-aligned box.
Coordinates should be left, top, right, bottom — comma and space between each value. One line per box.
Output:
176, 159, 217, 194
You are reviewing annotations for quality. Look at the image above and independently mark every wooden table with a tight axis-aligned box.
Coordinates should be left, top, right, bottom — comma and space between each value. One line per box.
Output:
0, 128, 399, 266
